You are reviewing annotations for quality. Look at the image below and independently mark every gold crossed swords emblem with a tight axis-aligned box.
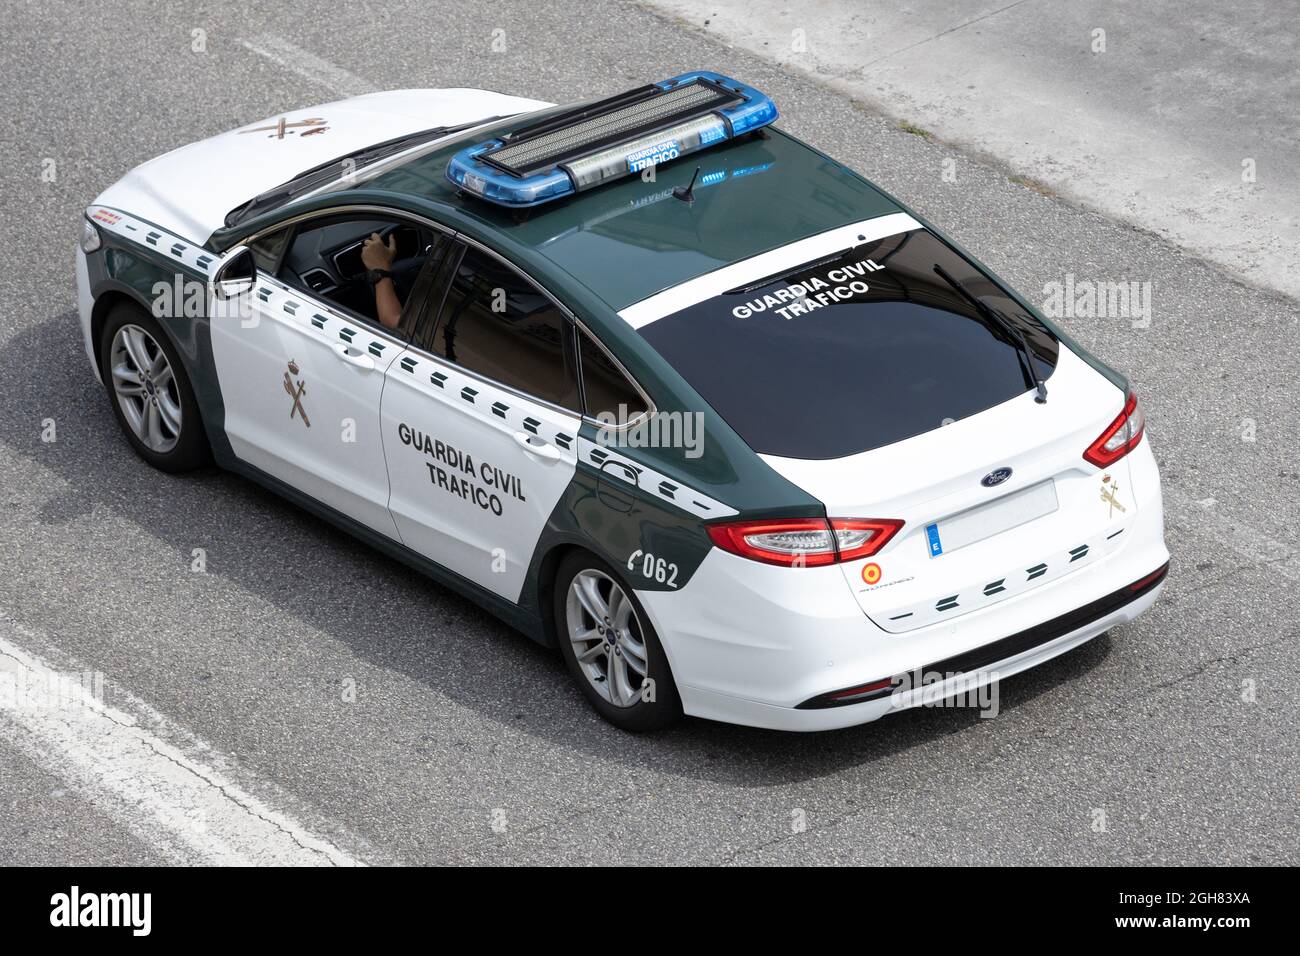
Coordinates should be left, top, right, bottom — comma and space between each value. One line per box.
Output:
1100, 475, 1126, 518
240, 117, 328, 139
283, 360, 311, 428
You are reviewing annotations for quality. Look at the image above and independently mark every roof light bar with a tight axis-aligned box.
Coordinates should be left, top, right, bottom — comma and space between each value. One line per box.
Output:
446, 71, 778, 208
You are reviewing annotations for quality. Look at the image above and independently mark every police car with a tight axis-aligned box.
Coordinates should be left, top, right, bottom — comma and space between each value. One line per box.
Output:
76, 72, 1169, 732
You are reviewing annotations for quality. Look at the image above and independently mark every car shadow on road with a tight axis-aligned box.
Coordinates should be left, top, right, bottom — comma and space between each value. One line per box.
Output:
2, 313, 1114, 787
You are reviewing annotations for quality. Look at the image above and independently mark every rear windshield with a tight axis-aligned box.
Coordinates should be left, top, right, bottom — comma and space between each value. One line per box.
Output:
638, 228, 1059, 460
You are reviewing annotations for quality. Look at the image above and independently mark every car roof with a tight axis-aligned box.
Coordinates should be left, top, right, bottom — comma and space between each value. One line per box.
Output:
352, 116, 905, 312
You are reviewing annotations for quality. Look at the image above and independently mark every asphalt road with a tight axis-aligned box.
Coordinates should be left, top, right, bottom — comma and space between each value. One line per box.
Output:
0, 0, 1296, 865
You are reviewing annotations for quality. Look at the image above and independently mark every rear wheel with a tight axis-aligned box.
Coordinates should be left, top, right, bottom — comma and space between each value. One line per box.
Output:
554, 551, 682, 732
99, 303, 210, 472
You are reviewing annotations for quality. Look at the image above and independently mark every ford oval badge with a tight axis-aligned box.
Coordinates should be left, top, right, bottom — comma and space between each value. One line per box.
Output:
981, 467, 1013, 488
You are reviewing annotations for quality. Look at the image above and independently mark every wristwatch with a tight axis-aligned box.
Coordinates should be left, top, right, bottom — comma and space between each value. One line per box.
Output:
366, 269, 394, 287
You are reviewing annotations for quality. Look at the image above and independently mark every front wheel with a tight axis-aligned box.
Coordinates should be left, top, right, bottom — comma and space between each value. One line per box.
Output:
554, 551, 682, 732
99, 303, 210, 472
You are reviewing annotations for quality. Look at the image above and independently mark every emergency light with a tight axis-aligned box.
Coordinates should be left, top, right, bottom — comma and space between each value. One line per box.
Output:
445, 71, 778, 208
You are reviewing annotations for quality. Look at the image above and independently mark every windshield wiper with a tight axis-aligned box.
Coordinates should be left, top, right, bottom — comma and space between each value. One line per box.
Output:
933, 264, 1047, 404
224, 115, 516, 227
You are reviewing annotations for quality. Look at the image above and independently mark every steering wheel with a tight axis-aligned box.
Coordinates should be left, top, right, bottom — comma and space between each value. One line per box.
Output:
329, 224, 422, 283
372, 224, 426, 301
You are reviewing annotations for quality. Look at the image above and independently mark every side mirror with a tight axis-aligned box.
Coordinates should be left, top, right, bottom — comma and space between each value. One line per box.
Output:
209, 245, 257, 299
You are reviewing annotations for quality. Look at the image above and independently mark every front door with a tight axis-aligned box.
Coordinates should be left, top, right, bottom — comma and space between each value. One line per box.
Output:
211, 211, 446, 537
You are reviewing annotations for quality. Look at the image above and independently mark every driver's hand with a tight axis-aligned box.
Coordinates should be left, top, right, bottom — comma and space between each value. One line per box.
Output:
361, 232, 397, 271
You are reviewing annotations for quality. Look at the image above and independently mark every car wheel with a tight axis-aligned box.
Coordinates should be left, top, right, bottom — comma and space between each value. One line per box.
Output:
99, 303, 210, 472
554, 551, 682, 732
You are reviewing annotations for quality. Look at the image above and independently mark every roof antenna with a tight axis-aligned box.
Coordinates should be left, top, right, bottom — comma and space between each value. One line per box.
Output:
673, 166, 702, 204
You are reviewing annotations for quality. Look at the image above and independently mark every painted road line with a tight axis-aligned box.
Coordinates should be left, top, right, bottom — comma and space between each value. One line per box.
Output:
238, 34, 377, 97
0, 623, 368, 866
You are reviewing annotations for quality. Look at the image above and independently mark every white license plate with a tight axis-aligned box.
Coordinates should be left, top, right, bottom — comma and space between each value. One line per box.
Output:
925, 479, 1058, 557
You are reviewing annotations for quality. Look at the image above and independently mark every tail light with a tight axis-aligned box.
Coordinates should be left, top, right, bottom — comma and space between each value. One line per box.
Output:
706, 517, 903, 567
831, 519, 905, 561
1128, 561, 1169, 592
796, 677, 896, 709
1084, 389, 1144, 468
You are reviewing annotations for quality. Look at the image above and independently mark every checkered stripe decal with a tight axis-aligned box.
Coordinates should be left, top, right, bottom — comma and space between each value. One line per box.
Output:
872, 526, 1121, 633
576, 436, 737, 518
390, 349, 580, 453
253, 275, 400, 361
88, 206, 217, 276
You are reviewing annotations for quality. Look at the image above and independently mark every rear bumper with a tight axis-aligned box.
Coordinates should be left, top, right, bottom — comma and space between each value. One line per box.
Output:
636, 440, 1169, 732
674, 574, 1165, 731
797, 559, 1167, 712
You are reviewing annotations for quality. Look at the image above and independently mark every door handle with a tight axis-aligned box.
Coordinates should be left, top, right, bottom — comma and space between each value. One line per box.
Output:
332, 342, 375, 371
513, 431, 563, 461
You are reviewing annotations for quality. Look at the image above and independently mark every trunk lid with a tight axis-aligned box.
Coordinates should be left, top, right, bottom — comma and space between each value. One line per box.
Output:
761, 346, 1136, 632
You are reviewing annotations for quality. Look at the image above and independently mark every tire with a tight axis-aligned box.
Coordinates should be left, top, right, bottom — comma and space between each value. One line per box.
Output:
553, 550, 683, 732
98, 303, 210, 472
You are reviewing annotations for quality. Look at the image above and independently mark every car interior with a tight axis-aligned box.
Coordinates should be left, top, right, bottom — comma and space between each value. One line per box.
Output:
257, 215, 641, 416
426, 247, 581, 410
278, 216, 438, 327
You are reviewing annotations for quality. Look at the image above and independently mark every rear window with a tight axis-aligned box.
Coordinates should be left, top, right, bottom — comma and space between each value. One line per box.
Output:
638, 229, 1058, 460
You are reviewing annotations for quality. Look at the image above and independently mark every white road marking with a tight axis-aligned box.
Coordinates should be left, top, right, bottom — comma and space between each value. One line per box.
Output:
238, 34, 377, 97
0, 624, 366, 866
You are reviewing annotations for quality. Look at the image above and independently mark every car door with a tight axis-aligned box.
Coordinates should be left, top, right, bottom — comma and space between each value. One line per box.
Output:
210, 209, 449, 538
380, 240, 584, 601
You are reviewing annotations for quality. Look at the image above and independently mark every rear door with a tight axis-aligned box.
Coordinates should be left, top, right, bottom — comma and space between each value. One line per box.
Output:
210, 210, 449, 537
380, 240, 583, 601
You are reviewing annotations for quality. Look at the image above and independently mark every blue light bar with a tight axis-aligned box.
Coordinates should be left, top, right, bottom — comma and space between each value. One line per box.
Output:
445, 71, 778, 208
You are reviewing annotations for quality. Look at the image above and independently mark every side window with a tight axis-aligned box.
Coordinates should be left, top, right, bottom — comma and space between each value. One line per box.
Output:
247, 228, 290, 274
577, 328, 648, 421
277, 214, 443, 332
428, 246, 581, 411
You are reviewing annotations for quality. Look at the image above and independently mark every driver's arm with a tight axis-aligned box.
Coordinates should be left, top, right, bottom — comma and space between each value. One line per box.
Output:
361, 233, 402, 329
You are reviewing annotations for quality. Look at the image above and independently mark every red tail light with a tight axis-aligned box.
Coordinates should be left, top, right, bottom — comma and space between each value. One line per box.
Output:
706, 517, 903, 567
827, 678, 895, 701
831, 518, 905, 561
1128, 561, 1169, 592
1084, 389, 1145, 468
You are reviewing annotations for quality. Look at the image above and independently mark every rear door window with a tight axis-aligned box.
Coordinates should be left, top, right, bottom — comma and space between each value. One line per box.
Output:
423, 245, 581, 411
637, 229, 1058, 460
577, 328, 648, 421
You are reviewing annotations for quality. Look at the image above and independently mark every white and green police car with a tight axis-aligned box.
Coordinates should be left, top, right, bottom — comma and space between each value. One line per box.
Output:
76, 72, 1169, 731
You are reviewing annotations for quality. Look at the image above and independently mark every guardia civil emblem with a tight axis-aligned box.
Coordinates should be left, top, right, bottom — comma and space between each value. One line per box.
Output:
283, 359, 310, 427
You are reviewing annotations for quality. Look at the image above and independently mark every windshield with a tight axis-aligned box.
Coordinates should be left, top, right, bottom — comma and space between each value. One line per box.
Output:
223, 117, 515, 227
637, 228, 1059, 460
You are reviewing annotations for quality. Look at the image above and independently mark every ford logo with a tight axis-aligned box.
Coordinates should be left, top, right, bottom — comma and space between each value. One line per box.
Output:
981, 467, 1013, 488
